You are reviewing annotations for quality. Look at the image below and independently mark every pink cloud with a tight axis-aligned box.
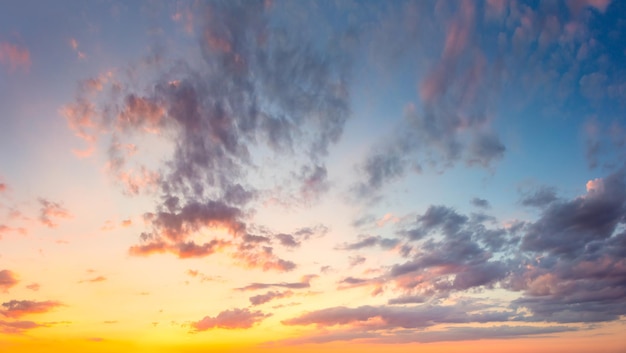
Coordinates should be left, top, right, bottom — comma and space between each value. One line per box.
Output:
0, 270, 19, 292
38, 198, 71, 228
0, 300, 62, 318
0, 42, 31, 73
191, 308, 270, 331
69, 38, 86, 60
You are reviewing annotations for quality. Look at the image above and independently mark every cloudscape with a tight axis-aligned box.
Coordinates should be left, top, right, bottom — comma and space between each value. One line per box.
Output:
1, 1, 625, 352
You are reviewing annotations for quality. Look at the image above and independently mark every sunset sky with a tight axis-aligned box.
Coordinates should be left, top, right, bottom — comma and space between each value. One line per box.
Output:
1, 0, 625, 352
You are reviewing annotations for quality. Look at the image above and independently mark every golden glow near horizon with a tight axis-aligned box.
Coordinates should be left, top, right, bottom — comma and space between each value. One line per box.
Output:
1, 1, 626, 352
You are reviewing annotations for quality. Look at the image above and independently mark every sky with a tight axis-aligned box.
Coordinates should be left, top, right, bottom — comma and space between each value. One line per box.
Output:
0, 0, 625, 352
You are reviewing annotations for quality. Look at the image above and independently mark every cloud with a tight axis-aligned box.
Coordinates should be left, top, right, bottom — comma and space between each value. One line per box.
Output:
236, 274, 317, 291
282, 303, 512, 329
25, 283, 40, 291
38, 198, 71, 228
470, 197, 490, 209
0, 41, 31, 73
0, 300, 62, 318
502, 170, 626, 323
0, 320, 46, 335
0, 270, 19, 292
68, 38, 86, 60
191, 308, 270, 331
249, 290, 293, 306
521, 170, 626, 256
520, 186, 558, 208
129, 239, 230, 259
336, 235, 400, 251
348, 255, 366, 267
63, 0, 352, 272
79, 276, 107, 284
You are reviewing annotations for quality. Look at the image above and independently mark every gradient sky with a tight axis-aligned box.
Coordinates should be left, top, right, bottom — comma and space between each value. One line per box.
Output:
1, 0, 625, 352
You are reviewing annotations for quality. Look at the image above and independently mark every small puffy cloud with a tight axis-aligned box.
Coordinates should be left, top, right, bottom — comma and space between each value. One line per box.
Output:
0, 42, 31, 73
470, 197, 490, 209
0, 270, 19, 292
191, 308, 270, 331
0, 300, 62, 318
38, 199, 71, 228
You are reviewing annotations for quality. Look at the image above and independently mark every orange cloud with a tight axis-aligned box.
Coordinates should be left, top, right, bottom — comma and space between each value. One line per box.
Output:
0, 42, 31, 72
